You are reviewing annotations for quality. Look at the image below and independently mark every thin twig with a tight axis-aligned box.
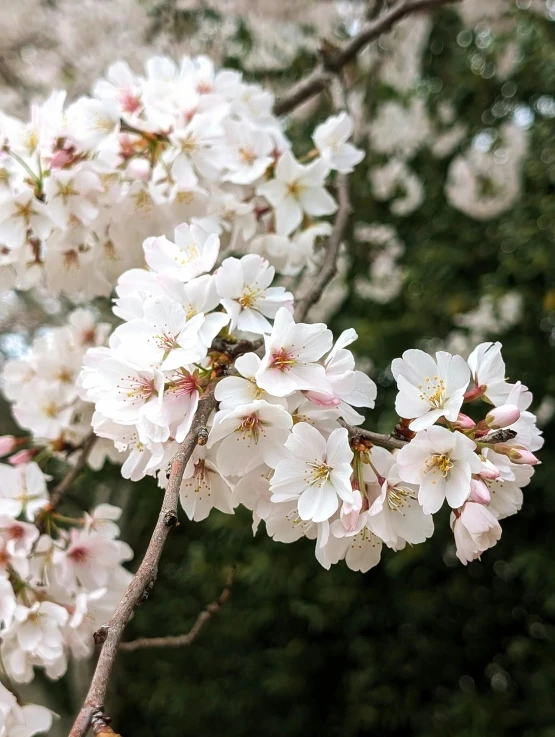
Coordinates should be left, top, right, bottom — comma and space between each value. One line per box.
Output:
36, 432, 98, 534
294, 172, 350, 323
69, 391, 217, 737
48, 432, 98, 512
120, 566, 236, 652
340, 420, 407, 450
274, 0, 460, 116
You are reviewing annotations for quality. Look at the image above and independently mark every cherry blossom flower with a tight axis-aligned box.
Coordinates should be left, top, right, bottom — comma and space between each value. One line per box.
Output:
113, 296, 206, 370
43, 167, 103, 228
220, 119, 274, 184
58, 529, 133, 590
269, 423, 355, 523
0, 682, 53, 737
451, 501, 502, 564
91, 357, 165, 428
466, 342, 513, 405
326, 515, 383, 573
396, 426, 481, 514
179, 446, 234, 522
364, 447, 434, 550
305, 328, 377, 423
0, 190, 51, 248
255, 307, 333, 396
0, 463, 48, 521
313, 112, 365, 173
216, 254, 294, 334
144, 223, 220, 282
214, 353, 287, 411
257, 151, 337, 236
208, 400, 293, 476
392, 349, 470, 431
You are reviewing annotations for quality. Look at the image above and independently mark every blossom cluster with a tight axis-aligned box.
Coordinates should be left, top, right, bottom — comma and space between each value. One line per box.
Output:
0, 54, 362, 297
2, 307, 121, 471
75, 228, 542, 573
0, 456, 131, 734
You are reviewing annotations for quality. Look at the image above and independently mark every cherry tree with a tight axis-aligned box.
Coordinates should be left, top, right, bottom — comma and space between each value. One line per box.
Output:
0, 1, 546, 735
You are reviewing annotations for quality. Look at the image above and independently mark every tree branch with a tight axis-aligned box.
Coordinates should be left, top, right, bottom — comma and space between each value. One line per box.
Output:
274, 0, 460, 116
294, 172, 351, 323
119, 566, 235, 652
69, 391, 217, 737
340, 420, 407, 450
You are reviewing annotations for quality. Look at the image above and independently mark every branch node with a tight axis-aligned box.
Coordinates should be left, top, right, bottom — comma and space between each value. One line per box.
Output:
93, 626, 109, 646
91, 706, 119, 736
163, 509, 179, 527
139, 578, 157, 604
197, 427, 209, 446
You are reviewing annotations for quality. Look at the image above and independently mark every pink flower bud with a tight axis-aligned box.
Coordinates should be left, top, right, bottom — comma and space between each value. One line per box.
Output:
0, 435, 17, 456
470, 477, 491, 505
8, 448, 36, 465
454, 413, 476, 430
304, 391, 340, 408
340, 496, 362, 532
50, 148, 74, 169
479, 459, 500, 480
485, 404, 521, 429
508, 447, 540, 465
463, 385, 486, 402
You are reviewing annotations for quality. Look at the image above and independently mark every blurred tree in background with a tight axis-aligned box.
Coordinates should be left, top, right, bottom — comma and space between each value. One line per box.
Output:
1, 1, 554, 736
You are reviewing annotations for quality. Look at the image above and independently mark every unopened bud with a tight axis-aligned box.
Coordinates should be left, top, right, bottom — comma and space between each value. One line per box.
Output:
479, 459, 500, 480
454, 413, 476, 430
0, 435, 17, 456
463, 385, 486, 402
8, 448, 36, 465
485, 404, 520, 429
508, 447, 540, 465
470, 477, 491, 505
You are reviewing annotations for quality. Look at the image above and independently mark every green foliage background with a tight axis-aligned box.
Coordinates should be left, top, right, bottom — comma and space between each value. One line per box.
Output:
7, 4, 555, 736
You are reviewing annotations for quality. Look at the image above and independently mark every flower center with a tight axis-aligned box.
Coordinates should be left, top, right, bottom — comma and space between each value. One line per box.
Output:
56, 181, 78, 203
14, 202, 34, 221
154, 332, 178, 351
68, 546, 89, 564
308, 461, 331, 487
238, 414, 263, 442
239, 287, 259, 309
6, 524, 24, 540
425, 453, 454, 478
286, 181, 303, 198
119, 90, 141, 114
43, 401, 59, 418
192, 459, 211, 494
177, 242, 200, 265
119, 375, 155, 400
238, 147, 256, 165
285, 507, 312, 531
168, 373, 199, 397
270, 348, 296, 372
387, 484, 417, 511
418, 376, 446, 408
